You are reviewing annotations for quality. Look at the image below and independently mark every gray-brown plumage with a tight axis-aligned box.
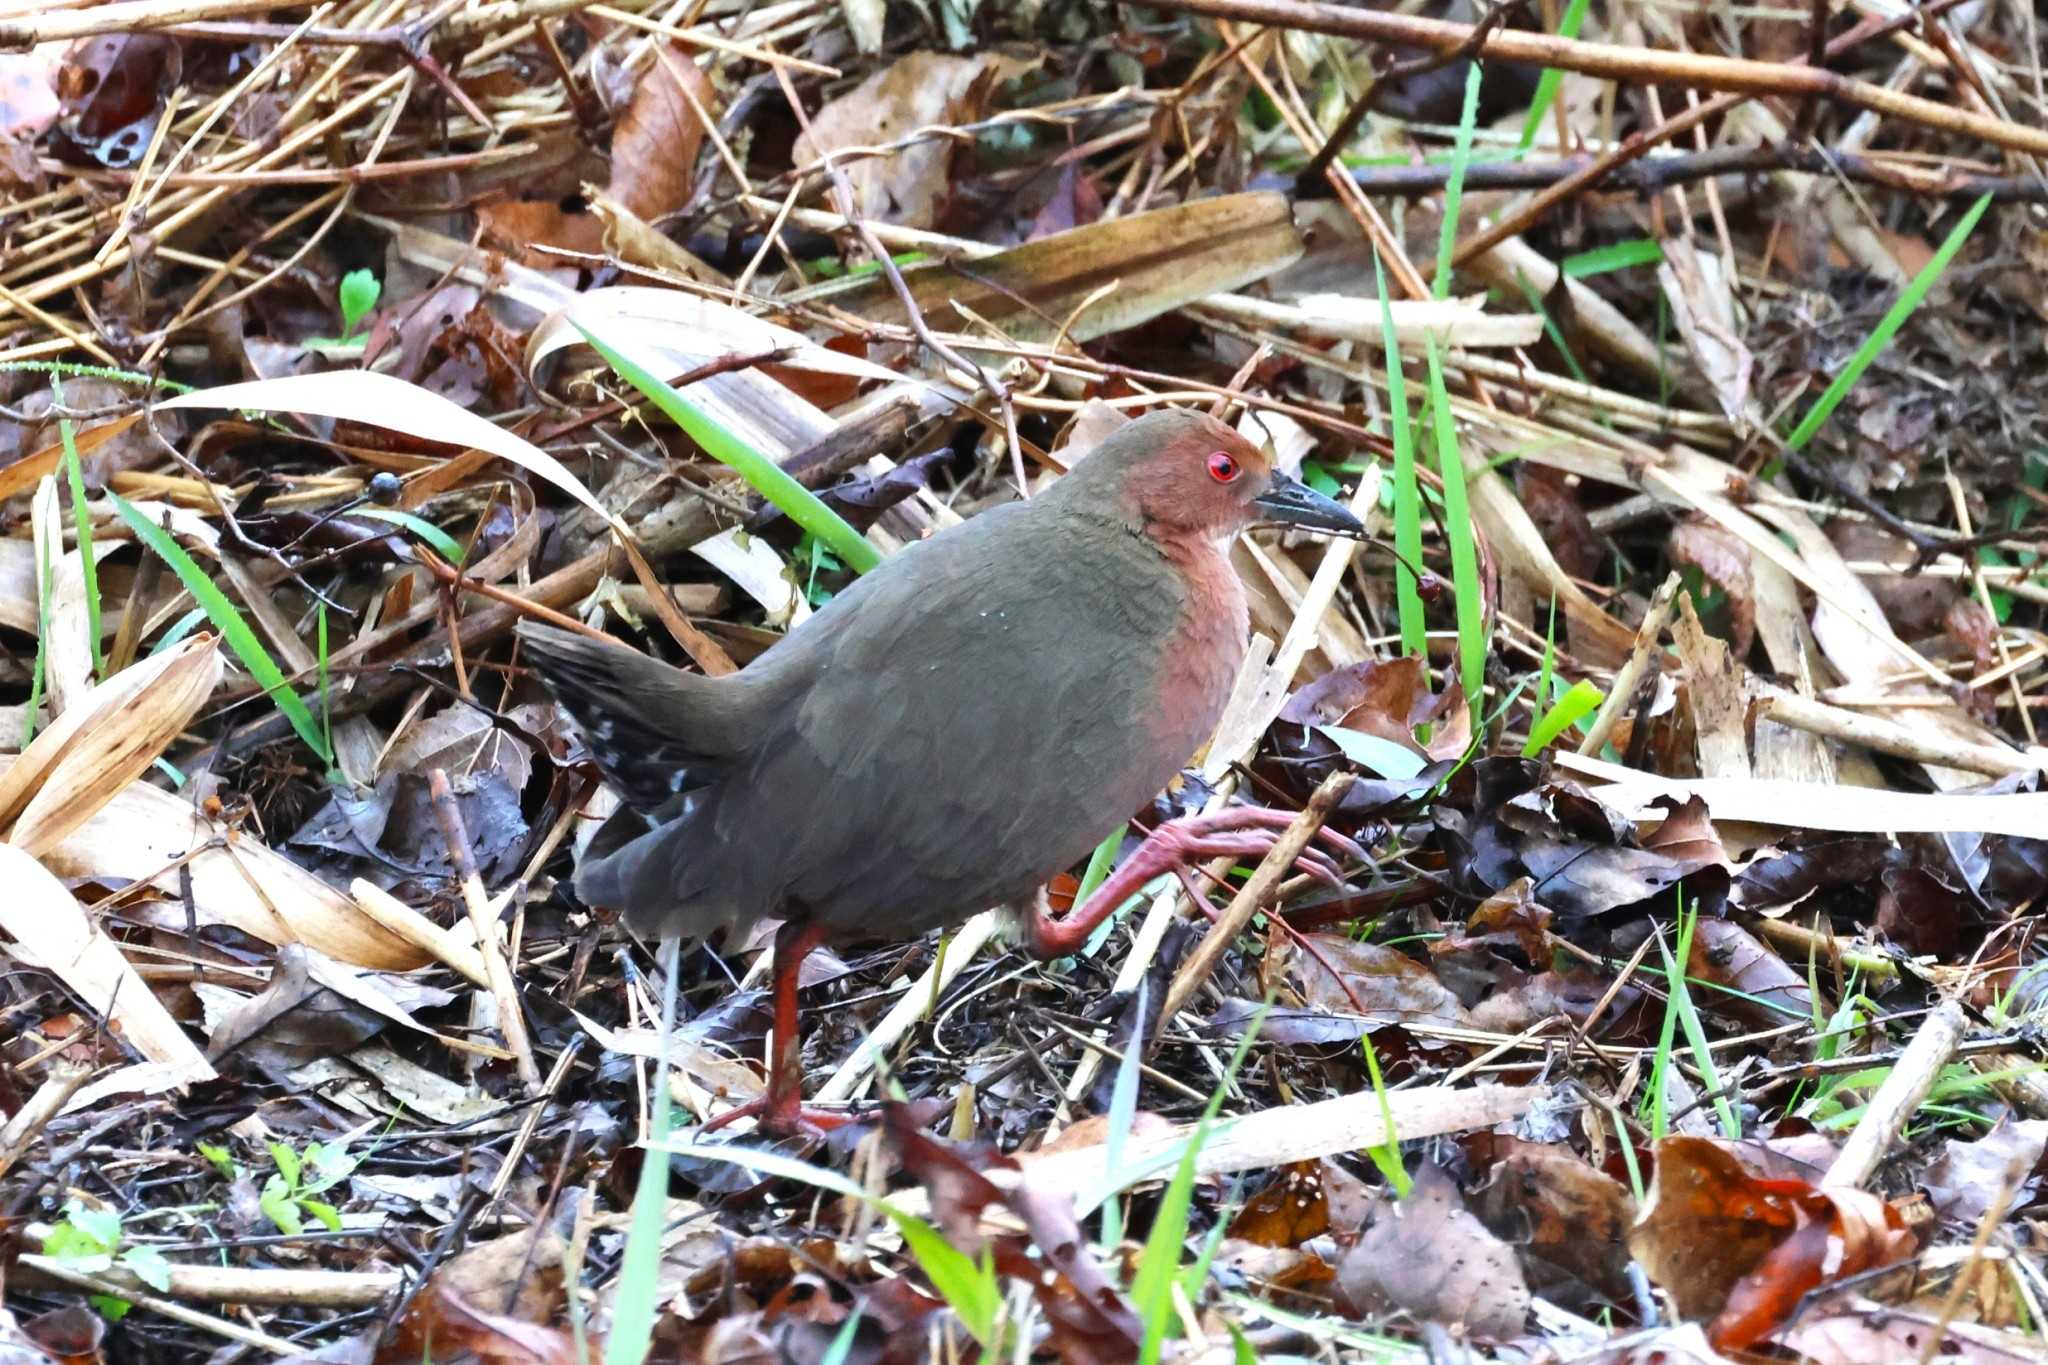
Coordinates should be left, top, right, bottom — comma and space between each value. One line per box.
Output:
518, 408, 1361, 1133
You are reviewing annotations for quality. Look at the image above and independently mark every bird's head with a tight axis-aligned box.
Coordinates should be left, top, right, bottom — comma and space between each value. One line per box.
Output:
1064, 408, 1363, 544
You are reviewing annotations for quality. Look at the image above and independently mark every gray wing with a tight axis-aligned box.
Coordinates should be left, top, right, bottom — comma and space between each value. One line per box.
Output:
699, 505, 1194, 936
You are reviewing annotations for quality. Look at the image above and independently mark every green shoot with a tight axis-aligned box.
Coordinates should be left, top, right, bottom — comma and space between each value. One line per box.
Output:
1099, 978, 1147, 1251
609, 941, 683, 1365
1511, 268, 1590, 386
1645, 900, 1740, 1139
25, 484, 52, 746
1523, 680, 1602, 756
1134, 1009, 1266, 1364
795, 529, 844, 607
1359, 1034, 1411, 1197
1514, 0, 1592, 156
338, 269, 380, 339
576, 323, 882, 574
316, 603, 333, 770
258, 1139, 358, 1235
1561, 238, 1665, 279
1424, 338, 1486, 723
1432, 63, 1483, 299
819, 1305, 865, 1365
109, 492, 333, 763
1375, 250, 1427, 660
352, 506, 466, 565
660, 1140, 1006, 1354
55, 389, 103, 679
41, 1201, 172, 1318
1785, 193, 1993, 452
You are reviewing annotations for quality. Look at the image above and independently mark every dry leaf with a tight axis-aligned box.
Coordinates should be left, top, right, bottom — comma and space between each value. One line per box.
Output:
0, 842, 215, 1083
794, 52, 1025, 226
1337, 1162, 1530, 1337
609, 45, 712, 223
14, 761, 428, 971
0, 635, 222, 854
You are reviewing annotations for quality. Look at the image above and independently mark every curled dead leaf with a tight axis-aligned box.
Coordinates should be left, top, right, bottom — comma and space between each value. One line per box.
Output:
0, 634, 222, 856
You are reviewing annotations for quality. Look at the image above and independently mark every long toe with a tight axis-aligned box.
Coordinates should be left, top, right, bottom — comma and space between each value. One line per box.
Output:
695, 1095, 858, 1142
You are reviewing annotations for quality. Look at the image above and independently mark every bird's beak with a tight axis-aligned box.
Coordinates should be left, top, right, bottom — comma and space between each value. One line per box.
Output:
1253, 470, 1364, 537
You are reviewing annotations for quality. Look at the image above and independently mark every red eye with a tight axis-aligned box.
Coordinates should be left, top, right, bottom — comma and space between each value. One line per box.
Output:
1206, 451, 1240, 483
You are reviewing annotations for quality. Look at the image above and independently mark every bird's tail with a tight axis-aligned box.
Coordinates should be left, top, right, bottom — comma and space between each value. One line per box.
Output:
515, 623, 755, 813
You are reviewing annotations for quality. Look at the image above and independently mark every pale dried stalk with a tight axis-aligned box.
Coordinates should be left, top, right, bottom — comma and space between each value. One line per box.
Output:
1162, 769, 1357, 1020
1826, 995, 1970, 1188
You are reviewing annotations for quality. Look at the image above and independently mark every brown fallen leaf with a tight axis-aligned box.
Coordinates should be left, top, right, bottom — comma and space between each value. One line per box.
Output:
1336, 1162, 1530, 1338
1465, 1134, 1634, 1303
794, 51, 1029, 227
610, 45, 712, 224
1630, 1135, 1915, 1350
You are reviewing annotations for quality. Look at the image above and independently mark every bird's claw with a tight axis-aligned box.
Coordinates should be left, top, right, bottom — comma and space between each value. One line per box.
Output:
694, 1093, 857, 1141
1026, 802, 1364, 957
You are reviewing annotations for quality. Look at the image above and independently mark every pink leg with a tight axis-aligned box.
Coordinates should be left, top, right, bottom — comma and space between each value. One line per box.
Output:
696, 920, 854, 1139
1027, 807, 1365, 958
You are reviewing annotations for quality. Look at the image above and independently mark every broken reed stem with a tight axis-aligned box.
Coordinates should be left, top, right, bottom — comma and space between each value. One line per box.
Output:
0, 1060, 91, 1180
1575, 572, 1681, 759
1162, 770, 1357, 1021
428, 768, 543, 1092
1824, 993, 1969, 1188
1157, 0, 2048, 158
1293, 144, 2048, 205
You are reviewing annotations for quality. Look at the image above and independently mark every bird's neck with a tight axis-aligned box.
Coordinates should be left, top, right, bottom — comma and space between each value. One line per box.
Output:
1148, 527, 1250, 752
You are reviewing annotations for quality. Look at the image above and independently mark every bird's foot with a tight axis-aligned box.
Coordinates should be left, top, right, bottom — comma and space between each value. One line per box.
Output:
694, 1092, 856, 1141
1028, 805, 1365, 957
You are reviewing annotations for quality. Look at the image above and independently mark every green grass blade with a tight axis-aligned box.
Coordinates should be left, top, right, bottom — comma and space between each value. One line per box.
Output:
1785, 193, 1992, 451
1432, 62, 1484, 299
1665, 904, 1741, 1138
819, 1305, 864, 1365
316, 604, 333, 767
1424, 338, 1486, 721
351, 506, 467, 565
890, 1217, 1000, 1345
1562, 238, 1665, 279
1133, 1010, 1266, 1364
1523, 679, 1603, 756
1099, 978, 1148, 1250
1515, 0, 1592, 156
1375, 251, 1426, 659
575, 324, 882, 574
607, 942, 682, 1365
1360, 1034, 1410, 1197
55, 396, 103, 679
661, 1136, 1003, 1346
25, 487, 53, 747
108, 492, 331, 763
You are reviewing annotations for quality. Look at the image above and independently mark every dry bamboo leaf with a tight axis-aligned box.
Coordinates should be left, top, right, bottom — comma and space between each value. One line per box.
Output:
1468, 465, 1634, 667
1203, 291, 1544, 350
6, 759, 429, 972
0, 635, 220, 846
1673, 594, 1751, 782
1658, 239, 1753, 423
42, 543, 121, 719
526, 284, 904, 389
689, 526, 809, 628
159, 373, 620, 534
838, 192, 1306, 346
1043, 1085, 1549, 1201
0, 842, 215, 1082
1558, 752, 2048, 839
